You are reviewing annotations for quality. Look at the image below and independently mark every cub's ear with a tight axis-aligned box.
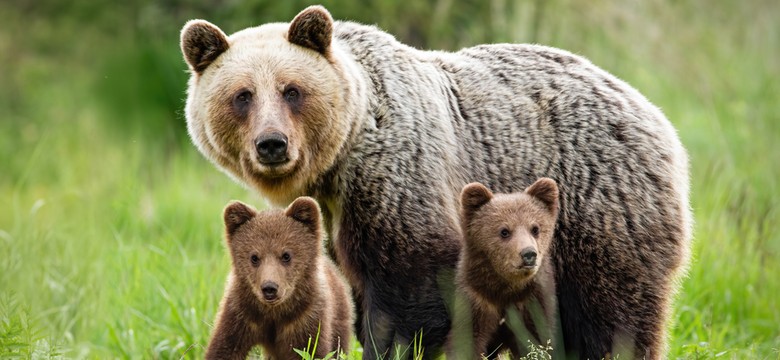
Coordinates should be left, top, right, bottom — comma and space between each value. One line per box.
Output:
525, 178, 559, 214
461, 182, 493, 215
223, 201, 256, 236
287, 5, 333, 54
180, 20, 229, 74
285, 197, 321, 231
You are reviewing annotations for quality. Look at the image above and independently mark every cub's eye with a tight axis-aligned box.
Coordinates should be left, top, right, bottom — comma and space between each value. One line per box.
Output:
283, 86, 300, 103
530, 225, 540, 237
235, 91, 252, 104
499, 228, 511, 239
250, 254, 260, 266
281, 252, 292, 263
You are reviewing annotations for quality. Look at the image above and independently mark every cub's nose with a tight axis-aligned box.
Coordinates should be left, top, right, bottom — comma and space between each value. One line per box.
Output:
261, 281, 279, 301
255, 132, 288, 164
521, 247, 537, 267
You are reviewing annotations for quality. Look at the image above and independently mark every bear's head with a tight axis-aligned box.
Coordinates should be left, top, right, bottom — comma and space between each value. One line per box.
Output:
223, 197, 323, 307
460, 178, 560, 284
181, 6, 359, 205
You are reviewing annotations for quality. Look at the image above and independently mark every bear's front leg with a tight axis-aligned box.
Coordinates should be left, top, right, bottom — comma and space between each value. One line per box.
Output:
471, 306, 503, 359
205, 306, 255, 360
360, 304, 395, 360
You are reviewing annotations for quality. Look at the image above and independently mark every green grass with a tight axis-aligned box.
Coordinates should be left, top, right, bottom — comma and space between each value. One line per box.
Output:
1, 0, 779, 359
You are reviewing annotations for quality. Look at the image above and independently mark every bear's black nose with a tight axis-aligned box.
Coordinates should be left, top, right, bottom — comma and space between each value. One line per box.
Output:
521, 247, 537, 267
255, 132, 288, 164
261, 281, 279, 300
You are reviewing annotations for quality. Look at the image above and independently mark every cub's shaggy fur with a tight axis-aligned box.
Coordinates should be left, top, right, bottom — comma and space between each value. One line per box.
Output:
453, 179, 559, 358
206, 198, 352, 360
182, 6, 691, 359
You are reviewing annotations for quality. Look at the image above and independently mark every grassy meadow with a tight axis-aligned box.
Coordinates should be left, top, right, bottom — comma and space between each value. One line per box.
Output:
1, 0, 778, 358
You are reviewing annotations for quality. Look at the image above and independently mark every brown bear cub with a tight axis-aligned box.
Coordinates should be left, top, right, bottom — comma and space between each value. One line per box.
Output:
453, 178, 560, 359
206, 197, 353, 360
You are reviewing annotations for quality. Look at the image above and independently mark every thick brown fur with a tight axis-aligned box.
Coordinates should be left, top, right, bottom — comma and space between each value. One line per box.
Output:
287, 6, 333, 55
452, 179, 559, 359
182, 6, 692, 359
206, 198, 353, 360
180, 20, 229, 74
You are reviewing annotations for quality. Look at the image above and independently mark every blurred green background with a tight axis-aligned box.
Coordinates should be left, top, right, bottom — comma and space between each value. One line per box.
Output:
1, 0, 778, 358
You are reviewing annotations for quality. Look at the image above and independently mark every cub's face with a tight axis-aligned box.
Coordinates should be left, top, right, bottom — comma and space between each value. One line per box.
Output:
181, 6, 351, 205
460, 179, 560, 282
223, 198, 322, 306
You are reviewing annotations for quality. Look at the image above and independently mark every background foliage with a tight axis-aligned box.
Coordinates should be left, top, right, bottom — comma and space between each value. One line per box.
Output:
1, 0, 778, 358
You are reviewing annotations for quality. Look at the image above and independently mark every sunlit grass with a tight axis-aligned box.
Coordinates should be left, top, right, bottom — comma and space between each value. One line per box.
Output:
1, 117, 260, 358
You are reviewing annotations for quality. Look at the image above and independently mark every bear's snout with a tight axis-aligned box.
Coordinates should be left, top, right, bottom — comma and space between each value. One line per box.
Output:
255, 132, 288, 164
260, 281, 279, 301
520, 247, 537, 267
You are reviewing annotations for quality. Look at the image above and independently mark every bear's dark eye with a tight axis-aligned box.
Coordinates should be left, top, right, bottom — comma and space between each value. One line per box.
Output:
235, 90, 252, 104
283, 86, 300, 103
250, 254, 260, 266
499, 228, 511, 239
233, 90, 253, 114
531, 225, 540, 237
281, 252, 292, 263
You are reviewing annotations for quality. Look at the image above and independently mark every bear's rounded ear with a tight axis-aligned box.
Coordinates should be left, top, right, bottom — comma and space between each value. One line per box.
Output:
525, 178, 559, 215
180, 20, 229, 74
285, 197, 321, 231
223, 201, 256, 236
287, 5, 333, 55
461, 182, 494, 215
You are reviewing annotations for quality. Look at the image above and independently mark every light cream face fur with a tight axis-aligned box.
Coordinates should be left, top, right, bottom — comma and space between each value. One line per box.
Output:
183, 22, 351, 206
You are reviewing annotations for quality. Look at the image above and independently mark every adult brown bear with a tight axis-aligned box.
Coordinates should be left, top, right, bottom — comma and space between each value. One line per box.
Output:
180, 6, 691, 359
